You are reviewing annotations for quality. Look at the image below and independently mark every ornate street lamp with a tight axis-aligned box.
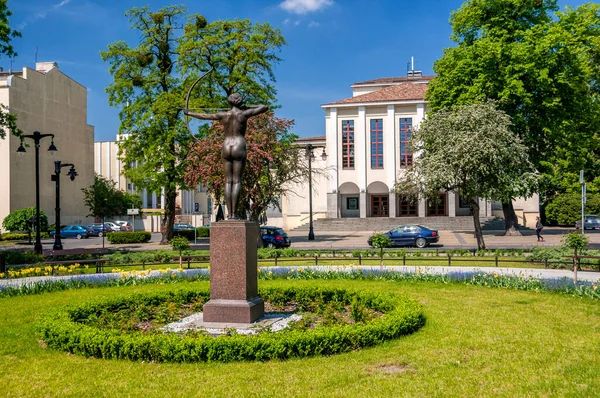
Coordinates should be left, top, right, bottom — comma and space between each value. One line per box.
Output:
305, 143, 327, 241
17, 131, 57, 254
51, 161, 77, 250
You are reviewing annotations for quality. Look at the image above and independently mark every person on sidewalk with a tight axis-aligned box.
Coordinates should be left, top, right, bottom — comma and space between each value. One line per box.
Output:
535, 216, 545, 242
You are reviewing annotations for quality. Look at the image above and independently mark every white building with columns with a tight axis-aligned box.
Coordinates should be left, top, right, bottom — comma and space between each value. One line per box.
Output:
320, 73, 540, 227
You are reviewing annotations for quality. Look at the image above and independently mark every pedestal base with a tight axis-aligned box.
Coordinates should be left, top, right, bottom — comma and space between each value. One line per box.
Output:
202, 297, 265, 324
204, 220, 264, 324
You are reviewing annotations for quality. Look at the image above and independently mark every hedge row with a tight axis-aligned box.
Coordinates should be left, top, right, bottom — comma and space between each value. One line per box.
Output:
173, 227, 210, 240
36, 286, 424, 363
1, 232, 50, 241
106, 232, 151, 244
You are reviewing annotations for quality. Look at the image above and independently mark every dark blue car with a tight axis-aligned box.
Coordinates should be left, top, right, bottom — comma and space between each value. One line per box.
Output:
260, 226, 291, 248
368, 225, 439, 248
49, 225, 91, 239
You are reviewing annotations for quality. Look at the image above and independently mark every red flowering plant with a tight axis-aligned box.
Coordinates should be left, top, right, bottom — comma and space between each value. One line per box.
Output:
185, 113, 315, 221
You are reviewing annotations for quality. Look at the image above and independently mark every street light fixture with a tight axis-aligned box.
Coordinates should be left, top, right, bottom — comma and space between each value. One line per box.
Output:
51, 161, 77, 250
305, 143, 327, 241
17, 131, 57, 254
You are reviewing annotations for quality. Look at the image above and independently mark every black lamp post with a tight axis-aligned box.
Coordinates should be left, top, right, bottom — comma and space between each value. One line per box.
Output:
305, 143, 327, 241
52, 161, 77, 250
17, 131, 57, 254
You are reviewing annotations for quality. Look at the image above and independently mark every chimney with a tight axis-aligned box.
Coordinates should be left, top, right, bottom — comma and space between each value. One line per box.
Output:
36, 61, 58, 73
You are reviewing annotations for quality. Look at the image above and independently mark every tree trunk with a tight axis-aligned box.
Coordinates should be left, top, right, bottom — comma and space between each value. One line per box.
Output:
502, 201, 521, 236
573, 248, 578, 283
469, 199, 486, 250
160, 187, 177, 244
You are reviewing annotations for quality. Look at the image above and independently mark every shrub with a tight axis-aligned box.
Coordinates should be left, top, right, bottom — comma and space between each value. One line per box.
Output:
5, 251, 44, 265
36, 287, 425, 363
0, 233, 29, 241
171, 237, 190, 268
545, 192, 600, 225
197, 227, 210, 238
106, 231, 151, 244
2, 207, 48, 233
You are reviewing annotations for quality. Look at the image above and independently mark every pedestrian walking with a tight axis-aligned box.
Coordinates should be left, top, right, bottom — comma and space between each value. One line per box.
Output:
535, 216, 544, 242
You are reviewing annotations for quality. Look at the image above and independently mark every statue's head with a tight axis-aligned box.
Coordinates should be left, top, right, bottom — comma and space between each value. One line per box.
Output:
227, 93, 244, 107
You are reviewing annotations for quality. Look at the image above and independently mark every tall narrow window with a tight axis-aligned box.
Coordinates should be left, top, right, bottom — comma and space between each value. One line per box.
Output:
370, 119, 383, 168
341, 120, 355, 169
399, 118, 413, 166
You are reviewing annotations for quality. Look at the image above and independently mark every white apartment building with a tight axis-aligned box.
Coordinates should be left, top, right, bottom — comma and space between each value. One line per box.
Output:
0, 62, 94, 231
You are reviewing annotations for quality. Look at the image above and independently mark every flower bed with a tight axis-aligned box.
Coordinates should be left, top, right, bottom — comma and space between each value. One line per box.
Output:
36, 286, 424, 363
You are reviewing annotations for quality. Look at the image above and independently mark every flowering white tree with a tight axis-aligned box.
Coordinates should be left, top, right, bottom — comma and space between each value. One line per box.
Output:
396, 102, 537, 249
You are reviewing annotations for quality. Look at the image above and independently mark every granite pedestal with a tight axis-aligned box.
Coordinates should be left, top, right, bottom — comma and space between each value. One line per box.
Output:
202, 220, 264, 323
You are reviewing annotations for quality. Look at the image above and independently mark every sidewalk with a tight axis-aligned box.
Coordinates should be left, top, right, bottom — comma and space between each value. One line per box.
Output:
287, 227, 600, 250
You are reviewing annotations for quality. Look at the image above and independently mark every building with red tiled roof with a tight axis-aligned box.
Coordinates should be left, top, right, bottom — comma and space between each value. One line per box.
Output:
312, 71, 539, 226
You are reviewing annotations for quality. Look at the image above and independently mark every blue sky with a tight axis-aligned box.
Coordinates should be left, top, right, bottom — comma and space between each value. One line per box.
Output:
7, 0, 589, 142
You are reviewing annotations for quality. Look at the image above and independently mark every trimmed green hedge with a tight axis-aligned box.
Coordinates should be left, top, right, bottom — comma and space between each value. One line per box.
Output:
1, 232, 49, 241
36, 287, 424, 363
106, 232, 151, 244
173, 227, 210, 240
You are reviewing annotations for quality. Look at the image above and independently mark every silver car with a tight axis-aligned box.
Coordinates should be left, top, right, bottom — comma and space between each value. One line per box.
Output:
575, 215, 600, 230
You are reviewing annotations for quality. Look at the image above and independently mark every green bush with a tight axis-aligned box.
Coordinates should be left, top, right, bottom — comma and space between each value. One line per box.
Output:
545, 192, 600, 225
5, 251, 44, 265
36, 287, 425, 363
106, 231, 151, 244
197, 227, 210, 238
2, 207, 48, 233
0, 233, 29, 241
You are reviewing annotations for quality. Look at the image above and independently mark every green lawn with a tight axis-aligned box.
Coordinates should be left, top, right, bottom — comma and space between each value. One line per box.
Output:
1, 278, 599, 396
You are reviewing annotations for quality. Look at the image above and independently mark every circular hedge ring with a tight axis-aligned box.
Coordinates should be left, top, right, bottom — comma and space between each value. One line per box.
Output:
36, 287, 425, 363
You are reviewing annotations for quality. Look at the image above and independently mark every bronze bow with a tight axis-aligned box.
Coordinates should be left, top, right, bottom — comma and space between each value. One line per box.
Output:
184, 68, 213, 139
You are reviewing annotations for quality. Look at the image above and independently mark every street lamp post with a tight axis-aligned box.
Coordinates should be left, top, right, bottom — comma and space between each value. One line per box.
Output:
305, 143, 327, 241
17, 131, 57, 254
52, 161, 78, 250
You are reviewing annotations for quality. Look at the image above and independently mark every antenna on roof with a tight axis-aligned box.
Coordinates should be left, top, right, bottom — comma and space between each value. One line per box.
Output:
407, 56, 422, 78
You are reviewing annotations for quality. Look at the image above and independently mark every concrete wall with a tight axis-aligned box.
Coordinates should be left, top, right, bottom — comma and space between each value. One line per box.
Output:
0, 64, 94, 231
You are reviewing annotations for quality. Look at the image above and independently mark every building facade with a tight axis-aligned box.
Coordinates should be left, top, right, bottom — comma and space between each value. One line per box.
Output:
94, 137, 213, 231
320, 73, 539, 227
0, 62, 95, 231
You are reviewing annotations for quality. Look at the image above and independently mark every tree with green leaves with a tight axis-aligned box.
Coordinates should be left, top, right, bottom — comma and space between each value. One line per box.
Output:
185, 113, 317, 221
81, 175, 141, 221
0, 0, 22, 140
426, 0, 600, 234
101, 5, 285, 243
2, 206, 47, 233
395, 102, 537, 250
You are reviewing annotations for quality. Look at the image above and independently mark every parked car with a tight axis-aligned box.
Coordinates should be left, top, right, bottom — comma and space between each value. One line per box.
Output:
173, 223, 195, 231
113, 220, 132, 231
86, 223, 111, 237
575, 215, 600, 230
260, 226, 291, 248
49, 225, 91, 239
104, 221, 121, 232
368, 225, 439, 248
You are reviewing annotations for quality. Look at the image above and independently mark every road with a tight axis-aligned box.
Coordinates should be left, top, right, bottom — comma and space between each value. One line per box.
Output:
6, 226, 600, 252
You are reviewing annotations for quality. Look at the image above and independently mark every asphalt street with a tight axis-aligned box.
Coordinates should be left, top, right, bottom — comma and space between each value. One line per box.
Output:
14, 226, 600, 252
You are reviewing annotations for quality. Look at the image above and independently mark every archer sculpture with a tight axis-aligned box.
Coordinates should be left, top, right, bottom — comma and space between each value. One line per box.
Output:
185, 93, 268, 220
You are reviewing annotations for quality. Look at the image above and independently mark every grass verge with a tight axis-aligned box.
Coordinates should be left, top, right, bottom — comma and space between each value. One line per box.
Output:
0, 273, 599, 396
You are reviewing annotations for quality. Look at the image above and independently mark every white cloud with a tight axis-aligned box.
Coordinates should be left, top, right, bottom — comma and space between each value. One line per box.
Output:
17, 0, 72, 30
279, 0, 334, 15
283, 18, 290, 24
307, 21, 320, 28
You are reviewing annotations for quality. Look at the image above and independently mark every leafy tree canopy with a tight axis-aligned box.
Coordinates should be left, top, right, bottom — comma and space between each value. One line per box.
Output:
101, 5, 285, 243
396, 102, 537, 249
426, 1, 600, 206
0, 0, 22, 140
81, 175, 141, 219
2, 207, 48, 233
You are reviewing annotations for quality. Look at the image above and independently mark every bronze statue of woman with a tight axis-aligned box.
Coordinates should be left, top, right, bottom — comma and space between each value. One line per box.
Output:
185, 93, 268, 220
